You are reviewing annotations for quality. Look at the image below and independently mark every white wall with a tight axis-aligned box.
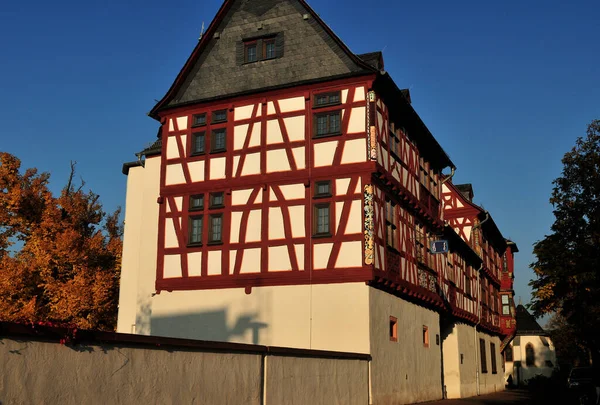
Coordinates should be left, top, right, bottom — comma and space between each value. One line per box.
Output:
507, 335, 556, 385
117, 157, 161, 335
476, 331, 504, 395
139, 282, 370, 354
369, 288, 443, 404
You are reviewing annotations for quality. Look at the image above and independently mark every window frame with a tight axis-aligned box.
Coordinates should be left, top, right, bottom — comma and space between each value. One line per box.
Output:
313, 110, 342, 138
389, 316, 398, 342
208, 213, 223, 245
192, 113, 207, 127
244, 40, 258, 63
211, 109, 228, 124
209, 192, 225, 209
423, 326, 429, 348
313, 203, 331, 237
189, 194, 204, 211
191, 131, 206, 156
188, 215, 203, 246
313, 91, 341, 108
211, 128, 227, 153
314, 180, 332, 198
480, 338, 488, 373
491, 342, 497, 374
263, 38, 276, 60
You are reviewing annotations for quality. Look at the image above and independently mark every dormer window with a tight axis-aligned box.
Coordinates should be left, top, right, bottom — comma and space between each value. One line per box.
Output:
314, 91, 341, 107
192, 113, 206, 127
241, 34, 282, 64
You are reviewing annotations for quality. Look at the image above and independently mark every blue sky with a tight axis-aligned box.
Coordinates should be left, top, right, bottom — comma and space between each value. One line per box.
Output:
1, 0, 598, 319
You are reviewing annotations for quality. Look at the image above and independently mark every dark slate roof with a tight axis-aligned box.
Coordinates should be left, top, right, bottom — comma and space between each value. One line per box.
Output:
506, 239, 519, 252
357, 51, 384, 70
141, 138, 162, 157
151, 0, 377, 116
515, 305, 547, 336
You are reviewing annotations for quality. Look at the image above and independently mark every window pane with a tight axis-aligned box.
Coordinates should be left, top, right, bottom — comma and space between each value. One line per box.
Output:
502, 305, 510, 315
329, 113, 340, 133
265, 42, 276, 59
190, 217, 203, 244
190, 195, 204, 210
329, 93, 340, 104
317, 115, 328, 135
246, 45, 257, 62
193, 114, 206, 126
317, 206, 329, 234
210, 215, 222, 242
212, 129, 226, 151
193, 132, 205, 154
315, 95, 327, 105
316, 181, 330, 196
212, 110, 227, 123
501, 295, 509, 304
211, 192, 224, 207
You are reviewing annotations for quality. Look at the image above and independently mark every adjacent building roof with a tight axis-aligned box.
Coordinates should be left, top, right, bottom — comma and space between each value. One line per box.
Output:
515, 304, 547, 336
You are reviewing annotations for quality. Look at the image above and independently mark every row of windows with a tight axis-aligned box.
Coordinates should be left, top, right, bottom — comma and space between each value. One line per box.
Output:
184, 181, 338, 246
479, 339, 498, 374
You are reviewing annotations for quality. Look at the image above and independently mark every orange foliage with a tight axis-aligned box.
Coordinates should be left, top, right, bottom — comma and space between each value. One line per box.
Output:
0, 153, 122, 330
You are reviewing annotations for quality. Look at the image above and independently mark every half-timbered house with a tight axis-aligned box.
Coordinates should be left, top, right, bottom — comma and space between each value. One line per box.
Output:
118, 0, 517, 402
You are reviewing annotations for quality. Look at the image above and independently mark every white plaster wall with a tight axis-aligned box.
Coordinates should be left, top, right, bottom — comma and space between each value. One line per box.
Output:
509, 335, 556, 385
146, 283, 370, 353
117, 157, 161, 335
441, 322, 482, 399
369, 288, 443, 404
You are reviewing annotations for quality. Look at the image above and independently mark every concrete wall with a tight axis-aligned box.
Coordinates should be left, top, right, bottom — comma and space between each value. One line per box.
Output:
441, 322, 478, 399
136, 282, 370, 354
506, 335, 556, 385
117, 157, 161, 335
369, 288, 443, 404
0, 333, 369, 405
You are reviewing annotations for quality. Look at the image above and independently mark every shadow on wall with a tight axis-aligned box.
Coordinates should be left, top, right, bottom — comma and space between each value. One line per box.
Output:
151, 309, 268, 344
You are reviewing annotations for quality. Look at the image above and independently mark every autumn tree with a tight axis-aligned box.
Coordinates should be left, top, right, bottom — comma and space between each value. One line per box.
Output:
530, 119, 600, 364
0, 152, 122, 331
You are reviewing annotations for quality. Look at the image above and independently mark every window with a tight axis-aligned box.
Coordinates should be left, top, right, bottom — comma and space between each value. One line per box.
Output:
502, 295, 511, 315
315, 181, 331, 198
505, 345, 513, 362
415, 221, 427, 266
313, 203, 331, 237
389, 316, 398, 342
491, 343, 497, 374
314, 111, 341, 137
192, 132, 205, 155
423, 326, 429, 348
211, 128, 226, 153
385, 199, 398, 250
210, 192, 224, 208
314, 91, 341, 107
192, 113, 206, 127
480, 339, 488, 373
465, 266, 472, 296
244, 41, 257, 63
188, 216, 203, 246
209, 214, 223, 244
190, 195, 204, 211
525, 343, 535, 367
212, 109, 227, 124
263, 38, 276, 59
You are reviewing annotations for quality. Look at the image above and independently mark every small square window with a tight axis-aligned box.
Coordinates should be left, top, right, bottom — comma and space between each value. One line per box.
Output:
188, 216, 203, 245
192, 113, 206, 127
313, 203, 331, 237
314, 91, 341, 107
190, 195, 204, 211
212, 109, 227, 123
423, 326, 429, 348
209, 214, 223, 244
314, 111, 341, 137
192, 132, 205, 155
211, 128, 226, 153
210, 192, 224, 208
389, 316, 398, 342
314, 180, 331, 198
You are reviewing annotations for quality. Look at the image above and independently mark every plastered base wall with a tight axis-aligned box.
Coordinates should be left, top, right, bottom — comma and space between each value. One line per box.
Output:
0, 338, 262, 405
369, 288, 442, 405
477, 331, 504, 395
117, 158, 161, 335
266, 357, 368, 405
139, 282, 370, 354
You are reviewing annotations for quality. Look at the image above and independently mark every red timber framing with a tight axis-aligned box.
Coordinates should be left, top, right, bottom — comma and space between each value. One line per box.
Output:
155, 78, 377, 292
442, 180, 506, 335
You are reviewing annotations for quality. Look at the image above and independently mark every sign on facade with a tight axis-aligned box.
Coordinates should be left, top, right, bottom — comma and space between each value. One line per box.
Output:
430, 240, 449, 254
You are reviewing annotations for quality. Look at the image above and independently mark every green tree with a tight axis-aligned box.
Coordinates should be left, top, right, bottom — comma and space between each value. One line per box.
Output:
0, 153, 122, 331
530, 119, 600, 365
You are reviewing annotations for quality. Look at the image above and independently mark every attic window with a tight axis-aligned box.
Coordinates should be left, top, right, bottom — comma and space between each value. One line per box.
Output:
241, 34, 282, 64
192, 113, 206, 127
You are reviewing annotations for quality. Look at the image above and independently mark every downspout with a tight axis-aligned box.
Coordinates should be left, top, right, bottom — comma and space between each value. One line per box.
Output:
472, 212, 489, 395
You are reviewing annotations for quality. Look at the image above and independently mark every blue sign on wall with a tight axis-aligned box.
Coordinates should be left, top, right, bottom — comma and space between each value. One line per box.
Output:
431, 240, 449, 254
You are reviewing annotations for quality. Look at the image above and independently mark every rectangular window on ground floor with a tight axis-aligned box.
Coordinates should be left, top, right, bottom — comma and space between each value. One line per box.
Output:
423, 326, 429, 348
389, 316, 398, 342
480, 338, 488, 373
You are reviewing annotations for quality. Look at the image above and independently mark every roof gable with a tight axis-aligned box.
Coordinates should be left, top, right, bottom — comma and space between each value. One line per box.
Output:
151, 0, 375, 117
515, 305, 547, 336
